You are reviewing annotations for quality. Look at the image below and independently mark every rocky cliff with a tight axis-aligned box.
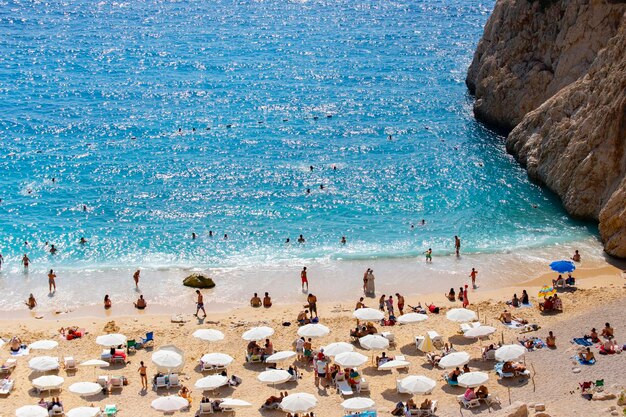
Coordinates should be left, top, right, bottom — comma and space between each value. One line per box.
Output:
467, 0, 626, 258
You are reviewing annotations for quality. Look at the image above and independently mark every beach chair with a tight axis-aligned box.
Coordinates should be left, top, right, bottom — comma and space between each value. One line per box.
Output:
245, 352, 262, 363
357, 377, 370, 393
126, 339, 137, 353
140, 332, 154, 347
0, 379, 14, 395
457, 394, 480, 409
337, 379, 354, 396
483, 395, 501, 407
482, 349, 496, 361
590, 379, 605, 393
427, 331, 443, 349
261, 402, 280, 410
0, 358, 16, 375
64, 357, 77, 371
153, 376, 168, 390
379, 331, 395, 345
104, 404, 118, 416
100, 350, 112, 362
97, 375, 109, 388
198, 402, 214, 415
168, 374, 180, 388
50, 406, 64, 416
109, 377, 123, 392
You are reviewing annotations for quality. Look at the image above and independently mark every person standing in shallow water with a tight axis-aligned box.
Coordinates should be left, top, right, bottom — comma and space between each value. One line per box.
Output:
133, 269, 140, 289
301, 267, 309, 292
48, 269, 57, 293
424, 248, 432, 263
470, 268, 478, 288
454, 235, 461, 256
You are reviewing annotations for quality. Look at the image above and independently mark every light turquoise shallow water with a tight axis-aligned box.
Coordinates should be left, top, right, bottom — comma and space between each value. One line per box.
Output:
0, 0, 598, 274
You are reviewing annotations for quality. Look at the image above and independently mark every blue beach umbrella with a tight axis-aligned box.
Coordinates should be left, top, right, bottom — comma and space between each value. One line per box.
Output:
549, 260, 576, 273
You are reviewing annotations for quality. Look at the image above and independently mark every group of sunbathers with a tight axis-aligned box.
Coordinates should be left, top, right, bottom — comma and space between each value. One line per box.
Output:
246, 338, 274, 360
250, 292, 272, 308
539, 294, 561, 312
38, 396, 63, 412
391, 398, 434, 415
59, 326, 83, 340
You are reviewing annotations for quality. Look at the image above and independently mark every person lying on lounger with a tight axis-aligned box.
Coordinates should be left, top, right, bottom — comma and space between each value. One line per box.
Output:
503, 361, 526, 373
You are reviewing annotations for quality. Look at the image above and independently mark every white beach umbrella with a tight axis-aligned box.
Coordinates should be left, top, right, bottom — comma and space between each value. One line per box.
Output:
322, 342, 354, 357
32, 375, 64, 391
242, 326, 274, 341
194, 375, 229, 391
66, 407, 101, 417
378, 359, 410, 370
446, 308, 478, 323
69, 382, 102, 397
352, 308, 384, 321
0, 338, 5, 348
359, 334, 389, 351
95, 333, 127, 347
334, 351, 368, 368
280, 393, 318, 413
438, 351, 471, 369
29, 340, 59, 350
200, 353, 234, 367
464, 326, 497, 339
398, 313, 428, 324
397, 375, 436, 394
219, 398, 252, 409
79, 359, 110, 368
258, 369, 291, 385
152, 350, 184, 373
458, 371, 489, 388
341, 397, 376, 411
15, 406, 48, 417
29, 356, 59, 372
297, 323, 330, 338
151, 395, 188, 412
192, 329, 225, 342
495, 344, 526, 362
265, 350, 297, 364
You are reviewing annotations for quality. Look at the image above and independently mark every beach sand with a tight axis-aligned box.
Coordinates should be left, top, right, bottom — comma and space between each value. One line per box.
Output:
1, 263, 625, 416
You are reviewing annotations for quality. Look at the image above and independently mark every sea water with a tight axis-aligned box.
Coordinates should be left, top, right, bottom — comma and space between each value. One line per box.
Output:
0, 0, 603, 311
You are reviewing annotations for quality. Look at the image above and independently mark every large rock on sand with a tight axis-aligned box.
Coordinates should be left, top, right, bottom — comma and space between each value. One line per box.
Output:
467, 0, 626, 258
495, 401, 528, 417
183, 273, 216, 289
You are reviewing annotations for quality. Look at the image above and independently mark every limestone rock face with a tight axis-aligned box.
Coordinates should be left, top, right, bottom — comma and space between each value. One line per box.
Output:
467, 0, 626, 257
495, 401, 528, 417
182, 273, 216, 289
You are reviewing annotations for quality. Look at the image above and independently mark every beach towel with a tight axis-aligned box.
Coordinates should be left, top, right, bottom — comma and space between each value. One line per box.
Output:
520, 338, 545, 350
10, 348, 29, 357
519, 302, 533, 308
502, 320, 525, 329
576, 356, 596, 366
572, 338, 593, 347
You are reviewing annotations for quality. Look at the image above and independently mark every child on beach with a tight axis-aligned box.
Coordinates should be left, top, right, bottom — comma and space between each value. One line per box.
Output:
424, 248, 432, 262
470, 268, 478, 288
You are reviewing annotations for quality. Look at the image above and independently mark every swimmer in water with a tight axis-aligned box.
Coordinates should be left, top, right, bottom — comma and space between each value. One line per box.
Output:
48, 269, 57, 292
310, 165, 314, 171
313, 116, 319, 120
388, 134, 392, 141
22, 254, 30, 269
333, 165, 337, 170
52, 177, 56, 183
133, 269, 140, 288
80, 237, 87, 245
424, 248, 432, 263
298, 234, 305, 244
306, 188, 311, 194
285, 237, 290, 243
209, 230, 213, 237
224, 234, 228, 240
49, 245, 57, 254
192, 232, 197, 240
83, 205, 87, 212
341, 236, 346, 245
320, 184, 324, 190
421, 219, 425, 225
454, 235, 461, 257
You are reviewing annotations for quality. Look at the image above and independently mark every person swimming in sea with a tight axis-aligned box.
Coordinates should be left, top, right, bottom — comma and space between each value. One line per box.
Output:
49, 245, 57, 254
310, 165, 314, 171
341, 236, 346, 245
192, 232, 197, 240
298, 234, 305, 244
285, 237, 290, 243
209, 230, 213, 237
320, 184, 324, 190
80, 237, 87, 245
224, 234, 228, 240
424, 248, 432, 263
306, 188, 311, 194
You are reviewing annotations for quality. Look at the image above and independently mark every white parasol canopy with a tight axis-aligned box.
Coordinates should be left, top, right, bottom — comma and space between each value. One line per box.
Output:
280, 393, 318, 413
257, 369, 291, 385
66, 407, 101, 417
446, 308, 478, 323
438, 351, 471, 369
15, 406, 49, 417
242, 326, 274, 341
152, 345, 185, 373
151, 396, 188, 412
397, 313, 429, 324
321, 342, 354, 357
69, 382, 103, 397
194, 375, 229, 391
192, 329, 225, 342
495, 344, 526, 362
29, 340, 59, 350
297, 323, 330, 338
352, 308, 385, 321
341, 397, 376, 411
464, 326, 496, 339
29, 356, 59, 372
458, 371, 489, 388
397, 375, 437, 394
32, 375, 64, 391
265, 351, 297, 364
378, 359, 410, 370
359, 334, 389, 351
200, 353, 234, 367
79, 359, 110, 368
95, 334, 127, 347
334, 351, 368, 368
219, 398, 252, 409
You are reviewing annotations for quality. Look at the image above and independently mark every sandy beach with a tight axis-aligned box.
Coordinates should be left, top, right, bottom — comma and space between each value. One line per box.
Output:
1, 259, 624, 417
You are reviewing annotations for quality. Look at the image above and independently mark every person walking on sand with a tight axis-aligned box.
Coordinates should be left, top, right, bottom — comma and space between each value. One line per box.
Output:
22, 254, 30, 270
307, 293, 318, 318
385, 295, 394, 316
470, 268, 478, 288
362, 269, 369, 293
133, 269, 140, 289
138, 361, 148, 390
301, 267, 309, 291
48, 269, 57, 293
195, 290, 206, 318
424, 248, 432, 263
462, 284, 469, 308
379, 294, 385, 311
454, 236, 461, 256
395, 293, 405, 315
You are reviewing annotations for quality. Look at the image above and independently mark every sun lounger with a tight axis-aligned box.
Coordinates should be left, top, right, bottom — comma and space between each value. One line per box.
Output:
407, 400, 438, 416
379, 331, 395, 345
126, 339, 137, 352
482, 349, 496, 361
109, 377, 123, 391
168, 374, 180, 388
153, 376, 167, 390
0, 359, 16, 375
49, 406, 64, 416
261, 402, 279, 410
245, 352, 263, 363
481, 394, 501, 407
104, 404, 118, 416
494, 362, 530, 378
337, 379, 353, 396
97, 376, 109, 388
459, 322, 482, 333
64, 357, 77, 371
427, 330, 443, 349
198, 402, 214, 414
457, 394, 480, 409
0, 379, 14, 395
357, 377, 369, 393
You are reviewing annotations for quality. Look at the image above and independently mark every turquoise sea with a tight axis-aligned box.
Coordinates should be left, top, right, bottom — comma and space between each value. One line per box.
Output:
0, 0, 598, 278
